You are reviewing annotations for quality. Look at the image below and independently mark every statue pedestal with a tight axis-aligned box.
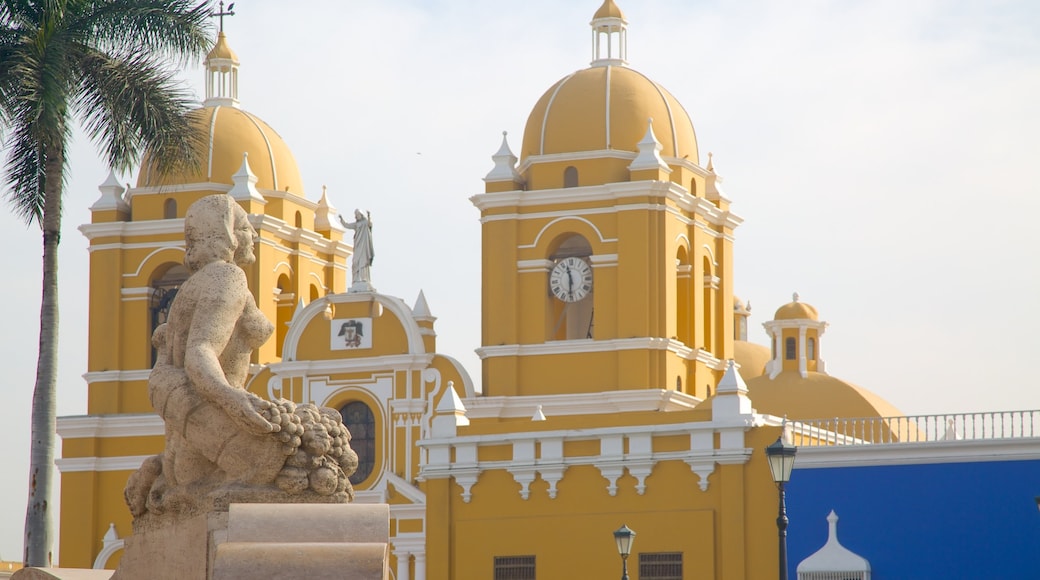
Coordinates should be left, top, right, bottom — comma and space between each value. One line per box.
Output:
110, 498, 389, 580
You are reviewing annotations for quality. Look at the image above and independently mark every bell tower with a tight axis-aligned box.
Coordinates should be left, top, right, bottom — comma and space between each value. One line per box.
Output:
472, 0, 742, 399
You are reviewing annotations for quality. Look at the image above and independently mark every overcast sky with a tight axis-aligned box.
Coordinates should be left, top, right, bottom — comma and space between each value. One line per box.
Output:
1, 0, 1038, 561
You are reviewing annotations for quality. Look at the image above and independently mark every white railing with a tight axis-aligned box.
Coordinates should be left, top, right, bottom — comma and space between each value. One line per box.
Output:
790, 410, 1040, 447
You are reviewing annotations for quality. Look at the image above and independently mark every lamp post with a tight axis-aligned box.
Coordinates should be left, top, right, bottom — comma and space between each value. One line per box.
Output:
765, 435, 797, 580
613, 524, 636, 580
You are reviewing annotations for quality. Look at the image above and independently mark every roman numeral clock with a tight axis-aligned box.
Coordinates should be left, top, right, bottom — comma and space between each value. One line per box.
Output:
549, 256, 593, 303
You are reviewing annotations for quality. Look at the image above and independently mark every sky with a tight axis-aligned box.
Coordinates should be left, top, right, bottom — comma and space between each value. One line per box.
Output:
1, 0, 1039, 562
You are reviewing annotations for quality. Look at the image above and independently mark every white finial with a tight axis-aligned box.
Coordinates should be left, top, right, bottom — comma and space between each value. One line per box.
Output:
484, 131, 521, 184
90, 169, 130, 213
228, 152, 265, 203
531, 405, 547, 421
628, 118, 670, 174
314, 184, 343, 232
793, 292, 800, 303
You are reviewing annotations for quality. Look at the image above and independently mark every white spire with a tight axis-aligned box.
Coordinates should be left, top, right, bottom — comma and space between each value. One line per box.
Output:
484, 131, 521, 184
590, 0, 628, 67
228, 153, 265, 203
797, 511, 871, 576
90, 169, 129, 213
412, 290, 436, 321
314, 185, 345, 232
628, 118, 670, 173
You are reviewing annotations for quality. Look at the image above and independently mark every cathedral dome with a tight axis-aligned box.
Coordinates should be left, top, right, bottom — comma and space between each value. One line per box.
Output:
136, 105, 304, 194
519, 1, 698, 164
745, 372, 903, 422
520, 66, 698, 163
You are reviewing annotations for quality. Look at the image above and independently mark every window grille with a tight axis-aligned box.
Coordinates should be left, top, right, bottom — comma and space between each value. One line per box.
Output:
339, 401, 376, 484
639, 552, 683, 580
494, 555, 535, 580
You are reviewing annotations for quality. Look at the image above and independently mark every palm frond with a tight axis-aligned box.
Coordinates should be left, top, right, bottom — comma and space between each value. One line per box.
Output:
79, 0, 213, 66
75, 46, 204, 175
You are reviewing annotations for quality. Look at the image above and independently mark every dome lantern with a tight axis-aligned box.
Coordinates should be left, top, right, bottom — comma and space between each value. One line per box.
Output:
204, 31, 240, 108
590, 0, 628, 67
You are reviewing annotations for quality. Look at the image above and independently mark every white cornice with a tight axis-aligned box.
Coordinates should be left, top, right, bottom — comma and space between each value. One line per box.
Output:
475, 338, 725, 368
794, 437, 1040, 469
471, 181, 742, 230
82, 370, 152, 384
128, 182, 230, 196
56, 455, 151, 472
80, 220, 184, 241
270, 353, 436, 376
517, 149, 637, 173
463, 390, 702, 419
57, 413, 163, 439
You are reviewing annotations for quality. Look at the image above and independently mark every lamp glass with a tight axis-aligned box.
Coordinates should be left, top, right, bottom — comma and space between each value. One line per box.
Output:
765, 437, 797, 484
613, 524, 636, 557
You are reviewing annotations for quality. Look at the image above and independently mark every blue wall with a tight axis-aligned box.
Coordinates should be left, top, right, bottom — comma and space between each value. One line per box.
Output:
787, 459, 1040, 579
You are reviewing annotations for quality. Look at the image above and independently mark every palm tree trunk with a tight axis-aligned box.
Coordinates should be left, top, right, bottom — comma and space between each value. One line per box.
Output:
24, 143, 63, 567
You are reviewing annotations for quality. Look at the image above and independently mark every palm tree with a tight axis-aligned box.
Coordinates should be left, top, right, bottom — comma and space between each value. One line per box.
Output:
0, 0, 212, 566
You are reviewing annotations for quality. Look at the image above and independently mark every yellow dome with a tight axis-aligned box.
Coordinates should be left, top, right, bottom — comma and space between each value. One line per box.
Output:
520, 65, 698, 163
745, 371, 903, 423
774, 294, 819, 321
137, 105, 304, 194
593, 0, 626, 20
733, 341, 770, 382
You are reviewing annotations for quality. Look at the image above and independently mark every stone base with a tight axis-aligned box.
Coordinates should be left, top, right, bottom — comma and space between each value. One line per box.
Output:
112, 497, 388, 580
11, 569, 113, 580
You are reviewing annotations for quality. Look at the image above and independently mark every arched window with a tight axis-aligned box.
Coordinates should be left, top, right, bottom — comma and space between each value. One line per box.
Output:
150, 264, 189, 365
785, 337, 796, 360
563, 166, 578, 188
275, 274, 294, 356
675, 376, 682, 392
675, 246, 691, 346
689, 178, 697, 197
340, 401, 375, 485
163, 198, 177, 219
807, 337, 816, 360
294, 211, 302, 228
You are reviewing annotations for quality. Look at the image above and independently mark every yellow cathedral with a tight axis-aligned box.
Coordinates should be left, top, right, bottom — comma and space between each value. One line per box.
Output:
56, 2, 904, 579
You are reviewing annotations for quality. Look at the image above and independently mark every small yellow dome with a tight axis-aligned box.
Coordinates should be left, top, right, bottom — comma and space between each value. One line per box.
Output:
520, 65, 698, 163
774, 293, 819, 321
137, 106, 303, 194
593, 0, 626, 20
205, 31, 238, 63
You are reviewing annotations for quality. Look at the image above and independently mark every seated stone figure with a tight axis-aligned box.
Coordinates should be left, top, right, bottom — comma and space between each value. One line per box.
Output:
126, 194, 358, 520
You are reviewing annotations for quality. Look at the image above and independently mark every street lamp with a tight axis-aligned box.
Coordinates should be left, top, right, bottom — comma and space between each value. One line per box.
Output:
765, 435, 797, 580
613, 524, 636, 580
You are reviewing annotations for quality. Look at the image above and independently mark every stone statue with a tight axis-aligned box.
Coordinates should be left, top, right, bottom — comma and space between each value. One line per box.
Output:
339, 209, 374, 291
125, 195, 358, 521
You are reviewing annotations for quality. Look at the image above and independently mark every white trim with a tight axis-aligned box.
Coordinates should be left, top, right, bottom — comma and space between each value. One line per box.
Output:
88, 240, 183, 255
120, 287, 152, 301
517, 259, 552, 274
471, 181, 743, 231
56, 455, 151, 472
57, 413, 163, 439
518, 216, 617, 249
271, 354, 435, 378
475, 338, 725, 368
538, 73, 578, 155
518, 150, 638, 174
93, 539, 124, 570
122, 246, 187, 277
82, 370, 152, 384
80, 220, 185, 241
463, 390, 701, 419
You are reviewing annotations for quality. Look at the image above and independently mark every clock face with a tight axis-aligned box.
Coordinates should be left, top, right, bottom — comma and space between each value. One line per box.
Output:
549, 257, 593, 303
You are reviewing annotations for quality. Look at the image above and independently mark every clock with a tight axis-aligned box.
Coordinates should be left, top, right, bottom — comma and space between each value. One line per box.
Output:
549, 257, 593, 303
